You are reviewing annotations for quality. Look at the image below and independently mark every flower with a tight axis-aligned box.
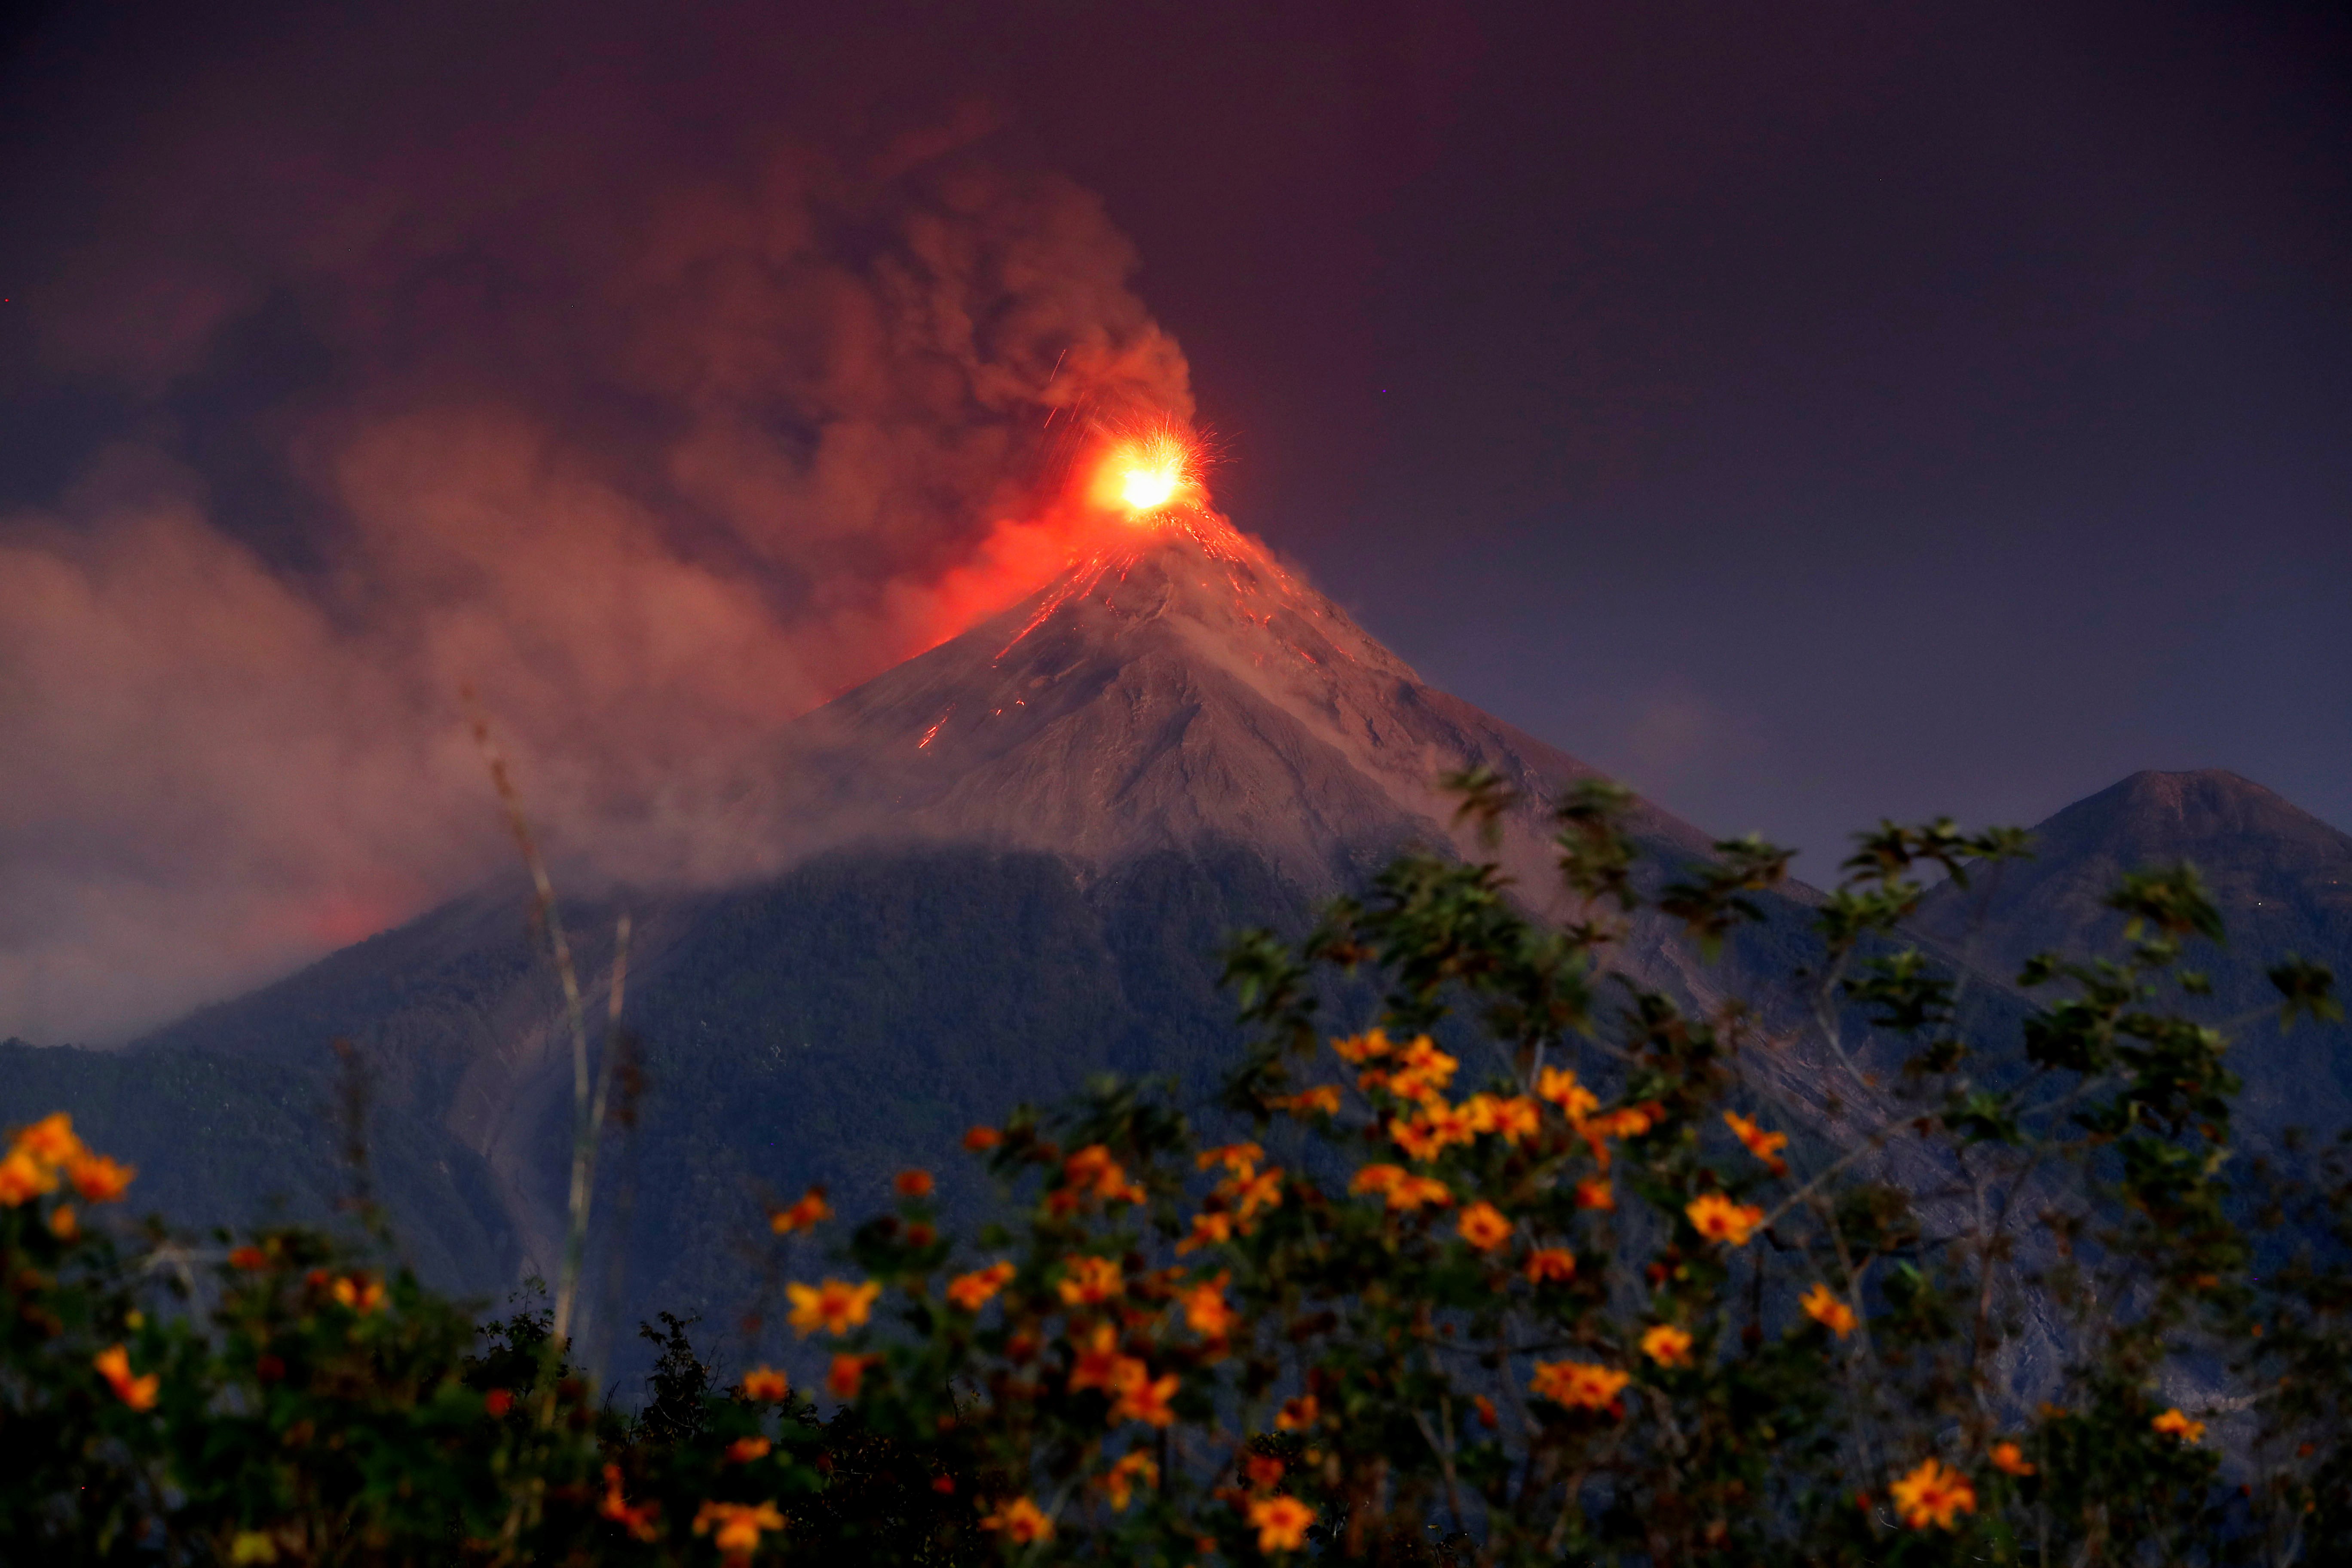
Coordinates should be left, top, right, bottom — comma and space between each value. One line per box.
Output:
980, 1496, 1054, 1545
1384, 1037, 1459, 1105
1473, 1394, 1498, 1427
93, 1344, 158, 1411
1197, 1142, 1265, 1180
1458, 1202, 1513, 1251
2152, 1408, 2205, 1444
1524, 1246, 1577, 1284
786, 1278, 881, 1337
1536, 1066, 1599, 1121
484, 1388, 514, 1417
15, 1112, 84, 1168
947, 1261, 1017, 1312
1330, 1029, 1396, 1064
741, 1365, 790, 1402
1273, 1085, 1343, 1117
1067, 1323, 1128, 1395
599, 1464, 661, 1541
827, 1353, 875, 1400
1276, 1393, 1319, 1430
1724, 1110, 1789, 1176
694, 1499, 787, 1565
228, 1246, 270, 1271
894, 1169, 934, 1197
0, 1148, 56, 1206
1177, 1211, 1235, 1253
964, 1124, 1003, 1150
1247, 1494, 1316, 1553
1574, 1176, 1615, 1210
1531, 1359, 1629, 1412
1180, 1273, 1237, 1339
1800, 1281, 1857, 1337
1057, 1255, 1125, 1307
1350, 1164, 1451, 1210
48, 1204, 76, 1240
1100, 1451, 1159, 1510
728, 1435, 772, 1463
1244, 1453, 1286, 1490
330, 1274, 384, 1314
1889, 1458, 1977, 1531
769, 1186, 832, 1234
1064, 1145, 1147, 1205
1641, 1324, 1694, 1367
1388, 1116, 1448, 1161
65, 1152, 134, 1203
1484, 1094, 1543, 1143
1112, 1369, 1180, 1427
1685, 1193, 1765, 1246
1990, 1441, 2035, 1476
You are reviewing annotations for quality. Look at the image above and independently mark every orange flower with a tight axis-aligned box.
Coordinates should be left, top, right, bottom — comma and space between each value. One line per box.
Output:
1176, 1211, 1235, 1253
728, 1436, 773, 1463
1273, 1085, 1343, 1117
1384, 1038, 1459, 1105
1099, 1451, 1159, 1510
1484, 1094, 1543, 1144
964, 1124, 1003, 1150
599, 1464, 661, 1541
1244, 1452, 1286, 1490
1989, 1441, 2035, 1476
1197, 1142, 1265, 1180
979, 1496, 1054, 1545
1524, 1246, 1577, 1284
1180, 1273, 1237, 1339
1640, 1324, 1694, 1367
1113, 1368, 1180, 1427
1535, 1066, 1599, 1121
1229, 1167, 1285, 1221
65, 1153, 134, 1203
1800, 1282, 1857, 1337
48, 1204, 76, 1240
1574, 1176, 1615, 1210
1057, 1255, 1125, 1307
741, 1366, 790, 1402
1889, 1458, 1977, 1531
827, 1353, 875, 1400
1473, 1394, 1498, 1428
1067, 1323, 1128, 1395
947, 1261, 1017, 1312
1531, 1359, 1629, 1412
769, 1186, 832, 1235
1457, 1202, 1513, 1251
1685, 1193, 1765, 1247
1388, 1116, 1447, 1161
1246, 1494, 1317, 1553
1064, 1145, 1147, 1205
0, 1148, 56, 1206
93, 1343, 158, 1411
2152, 1408, 2205, 1444
1724, 1110, 1789, 1176
1350, 1164, 1451, 1210
693, 1499, 786, 1565
1276, 1393, 1320, 1430
1329, 1029, 1396, 1064
894, 1169, 934, 1197
14, 1112, 84, 1168
786, 1278, 881, 1337
227, 1245, 270, 1271
330, 1274, 385, 1314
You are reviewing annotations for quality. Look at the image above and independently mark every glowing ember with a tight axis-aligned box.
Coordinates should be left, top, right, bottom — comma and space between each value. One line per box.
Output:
1090, 426, 1200, 522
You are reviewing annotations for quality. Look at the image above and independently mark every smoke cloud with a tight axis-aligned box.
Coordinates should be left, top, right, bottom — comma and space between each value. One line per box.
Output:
0, 23, 1195, 1043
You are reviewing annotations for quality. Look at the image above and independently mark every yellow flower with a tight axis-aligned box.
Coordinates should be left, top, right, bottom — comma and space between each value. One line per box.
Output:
1723, 1110, 1789, 1176
1889, 1457, 1977, 1531
1523, 1246, 1576, 1284
2152, 1408, 2205, 1444
785, 1277, 880, 1337
1685, 1193, 1765, 1246
1640, 1324, 1694, 1367
1099, 1451, 1159, 1510
946, 1261, 1017, 1311
1457, 1202, 1513, 1251
1057, 1255, 1125, 1307
228, 1531, 279, 1564
1800, 1281, 1857, 1337
769, 1186, 832, 1234
693, 1498, 786, 1565
1535, 1066, 1599, 1121
1530, 1359, 1629, 1412
1990, 1441, 2035, 1476
980, 1496, 1054, 1544
1246, 1494, 1317, 1553
741, 1365, 790, 1402
93, 1343, 159, 1411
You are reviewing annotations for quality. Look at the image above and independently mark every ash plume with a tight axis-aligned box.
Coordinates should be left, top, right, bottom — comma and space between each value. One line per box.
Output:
0, 32, 1196, 1043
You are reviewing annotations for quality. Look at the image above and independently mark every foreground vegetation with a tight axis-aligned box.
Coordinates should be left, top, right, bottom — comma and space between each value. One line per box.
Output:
4, 777, 2349, 1564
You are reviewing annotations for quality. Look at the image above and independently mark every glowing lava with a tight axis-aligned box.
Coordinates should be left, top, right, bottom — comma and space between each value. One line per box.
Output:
1090, 426, 1200, 522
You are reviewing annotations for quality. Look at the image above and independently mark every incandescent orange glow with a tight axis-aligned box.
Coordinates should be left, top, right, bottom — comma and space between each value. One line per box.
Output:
1090, 426, 1200, 522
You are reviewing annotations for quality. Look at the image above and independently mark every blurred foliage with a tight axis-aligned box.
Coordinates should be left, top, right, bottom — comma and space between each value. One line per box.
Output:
5, 785, 2349, 1563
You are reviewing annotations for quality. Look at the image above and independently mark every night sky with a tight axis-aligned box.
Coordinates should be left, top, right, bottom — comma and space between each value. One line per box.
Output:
3, 0, 2348, 1039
